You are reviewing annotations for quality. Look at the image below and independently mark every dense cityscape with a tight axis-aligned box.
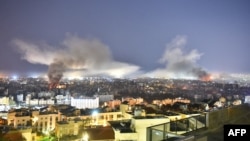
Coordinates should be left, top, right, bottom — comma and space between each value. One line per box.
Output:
1, 0, 250, 141
0, 74, 250, 141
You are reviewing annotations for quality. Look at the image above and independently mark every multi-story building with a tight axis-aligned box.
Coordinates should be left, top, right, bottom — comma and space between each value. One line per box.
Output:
71, 96, 99, 109
37, 98, 55, 105
55, 119, 84, 139
26, 94, 55, 106
55, 94, 71, 105
55, 110, 123, 139
7, 107, 60, 133
31, 110, 59, 132
109, 114, 171, 141
29, 99, 39, 106
7, 108, 31, 128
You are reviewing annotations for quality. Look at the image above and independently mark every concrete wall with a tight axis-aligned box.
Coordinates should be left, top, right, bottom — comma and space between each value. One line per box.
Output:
132, 118, 170, 141
21, 128, 33, 141
114, 130, 138, 141
207, 104, 250, 129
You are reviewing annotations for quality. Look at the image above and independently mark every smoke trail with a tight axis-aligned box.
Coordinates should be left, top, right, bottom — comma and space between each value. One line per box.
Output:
146, 35, 210, 80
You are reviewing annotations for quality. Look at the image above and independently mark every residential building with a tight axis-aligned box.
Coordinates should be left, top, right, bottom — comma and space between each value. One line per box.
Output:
71, 96, 99, 109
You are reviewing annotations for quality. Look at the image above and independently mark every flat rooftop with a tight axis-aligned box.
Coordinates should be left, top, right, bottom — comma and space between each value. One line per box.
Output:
108, 120, 134, 133
133, 115, 167, 119
85, 126, 114, 140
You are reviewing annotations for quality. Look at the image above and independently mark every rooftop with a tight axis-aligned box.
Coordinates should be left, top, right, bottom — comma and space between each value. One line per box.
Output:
108, 120, 134, 133
133, 115, 167, 119
85, 126, 114, 140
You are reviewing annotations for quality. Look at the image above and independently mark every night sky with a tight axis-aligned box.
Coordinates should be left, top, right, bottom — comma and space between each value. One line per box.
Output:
0, 0, 249, 79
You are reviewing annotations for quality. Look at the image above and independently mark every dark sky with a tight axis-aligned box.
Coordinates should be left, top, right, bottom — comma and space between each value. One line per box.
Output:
0, 0, 249, 78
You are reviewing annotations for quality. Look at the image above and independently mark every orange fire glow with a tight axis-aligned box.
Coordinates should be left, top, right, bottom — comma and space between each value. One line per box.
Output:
200, 74, 212, 82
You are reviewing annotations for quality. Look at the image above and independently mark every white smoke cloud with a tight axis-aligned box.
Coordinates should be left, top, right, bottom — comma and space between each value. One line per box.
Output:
12, 34, 210, 81
12, 39, 56, 65
13, 35, 140, 80
144, 35, 209, 80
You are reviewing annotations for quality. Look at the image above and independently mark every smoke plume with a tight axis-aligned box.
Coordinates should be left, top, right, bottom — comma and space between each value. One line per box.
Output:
13, 34, 211, 81
13, 34, 140, 83
145, 35, 210, 80
47, 61, 66, 88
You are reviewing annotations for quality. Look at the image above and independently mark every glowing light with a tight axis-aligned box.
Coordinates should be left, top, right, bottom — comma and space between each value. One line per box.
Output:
28, 72, 40, 78
103, 120, 107, 127
11, 75, 18, 80
33, 117, 38, 122
82, 132, 89, 141
92, 110, 98, 116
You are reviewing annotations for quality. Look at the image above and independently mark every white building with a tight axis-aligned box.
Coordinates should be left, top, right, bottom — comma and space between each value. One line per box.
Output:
26, 97, 55, 106
110, 115, 170, 141
46, 99, 55, 105
244, 95, 250, 104
56, 94, 71, 105
17, 94, 24, 102
29, 99, 39, 105
38, 99, 55, 105
71, 96, 99, 109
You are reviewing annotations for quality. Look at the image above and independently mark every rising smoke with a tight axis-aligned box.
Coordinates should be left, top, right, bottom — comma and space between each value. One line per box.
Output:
13, 34, 210, 82
145, 35, 210, 80
12, 34, 140, 85
47, 60, 66, 88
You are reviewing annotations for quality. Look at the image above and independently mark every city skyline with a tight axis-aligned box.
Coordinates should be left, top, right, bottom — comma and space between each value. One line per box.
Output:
0, 0, 249, 79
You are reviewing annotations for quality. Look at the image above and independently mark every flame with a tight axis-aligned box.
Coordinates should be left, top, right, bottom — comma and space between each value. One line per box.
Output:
48, 83, 58, 90
200, 74, 212, 82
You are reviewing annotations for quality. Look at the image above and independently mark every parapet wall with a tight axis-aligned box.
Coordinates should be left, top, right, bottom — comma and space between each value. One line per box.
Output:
207, 104, 250, 129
